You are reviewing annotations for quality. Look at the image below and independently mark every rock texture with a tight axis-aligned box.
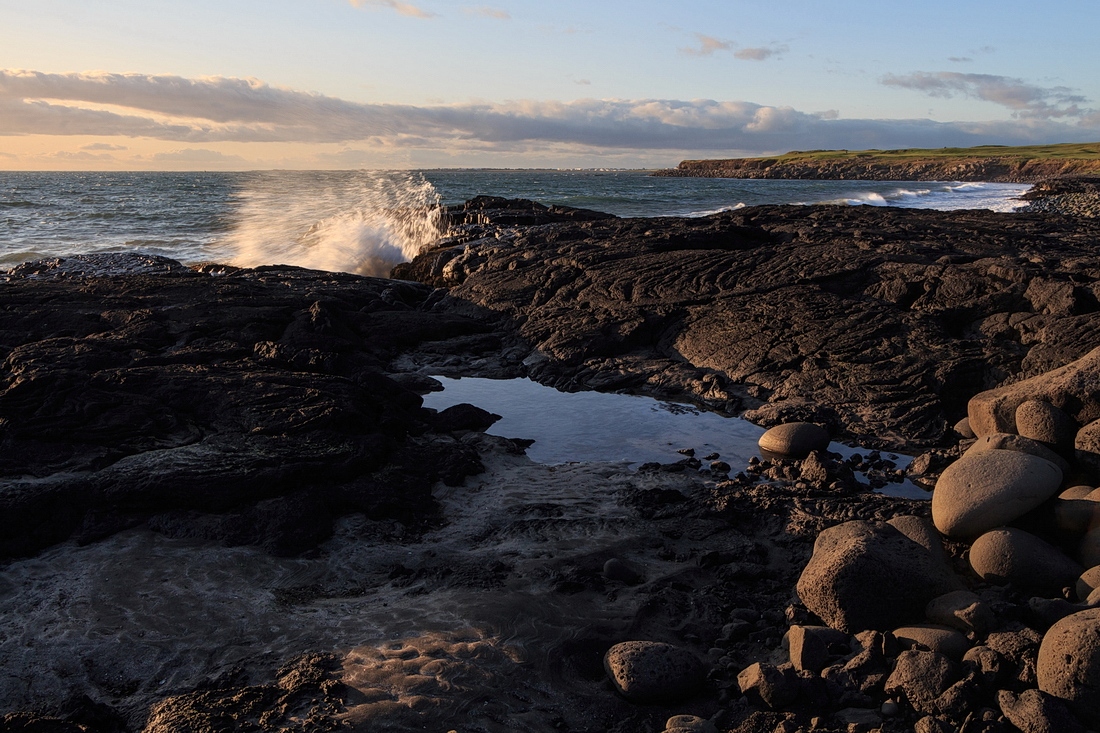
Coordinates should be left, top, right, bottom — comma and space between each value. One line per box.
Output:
795, 518, 960, 633
397, 200, 1100, 450
1037, 608, 1100, 726
0, 258, 498, 558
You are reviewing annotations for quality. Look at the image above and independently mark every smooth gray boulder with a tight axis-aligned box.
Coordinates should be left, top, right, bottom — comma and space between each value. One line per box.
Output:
1037, 608, 1100, 727
758, 422, 829, 458
969, 528, 1083, 597
932, 449, 1063, 538
603, 641, 704, 704
796, 518, 960, 633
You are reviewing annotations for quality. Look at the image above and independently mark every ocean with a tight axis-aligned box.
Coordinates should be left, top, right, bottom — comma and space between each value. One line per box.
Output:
1, 169, 1030, 277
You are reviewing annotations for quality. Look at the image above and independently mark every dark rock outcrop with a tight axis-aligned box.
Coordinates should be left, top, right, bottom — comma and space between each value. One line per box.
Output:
396, 203, 1100, 449
0, 258, 499, 558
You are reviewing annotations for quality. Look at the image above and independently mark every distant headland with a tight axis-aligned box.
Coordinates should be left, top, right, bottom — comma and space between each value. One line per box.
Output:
655, 142, 1100, 182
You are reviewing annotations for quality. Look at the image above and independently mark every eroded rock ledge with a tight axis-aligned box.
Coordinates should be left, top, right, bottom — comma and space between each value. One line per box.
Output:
396, 198, 1100, 450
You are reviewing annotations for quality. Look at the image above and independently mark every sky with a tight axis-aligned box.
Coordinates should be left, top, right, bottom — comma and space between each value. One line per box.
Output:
1, 0, 1099, 170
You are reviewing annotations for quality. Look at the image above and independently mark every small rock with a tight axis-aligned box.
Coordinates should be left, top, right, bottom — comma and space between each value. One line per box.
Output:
954, 417, 976, 439
884, 650, 958, 716
1060, 485, 1095, 499
932, 449, 1063, 538
758, 422, 830, 458
737, 662, 799, 710
892, 625, 970, 661
1036, 608, 1100, 726
787, 625, 849, 673
969, 528, 1083, 597
880, 699, 900, 717
709, 460, 731, 474
998, 688, 1085, 733
833, 707, 882, 727
663, 714, 716, 733
925, 590, 994, 635
603, 641, 705, 704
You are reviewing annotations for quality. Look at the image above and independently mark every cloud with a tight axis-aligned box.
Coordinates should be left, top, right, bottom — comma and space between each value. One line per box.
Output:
348, 0, 435, 18
574, 78, 592, 86
882, 71, 1092, 119
81, 142, 127, 151
2, 68, 1098, 159
463, 6, 510, 19
734, 45, 787, 61
948, 57, 972, 63
681, 34, 733, 57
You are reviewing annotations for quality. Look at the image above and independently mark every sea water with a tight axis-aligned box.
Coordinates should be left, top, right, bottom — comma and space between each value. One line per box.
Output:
1, 169, 1029, 273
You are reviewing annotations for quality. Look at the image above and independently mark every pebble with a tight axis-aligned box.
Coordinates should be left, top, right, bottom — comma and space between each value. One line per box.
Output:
602, 558, 643, 585
931, 449, 1063, 538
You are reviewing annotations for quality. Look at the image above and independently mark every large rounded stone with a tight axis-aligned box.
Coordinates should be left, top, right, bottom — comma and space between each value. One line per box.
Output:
603, 641, 704, 704
997, 689, 1085, 733
758, 422, 829, 458
932, 449, 1063, 538
969, 528, 1083, 597
796, 518, 960, 633
1016, 399, 1077, 449
1037, 608, 1100, 726
965, 433, 1070, 476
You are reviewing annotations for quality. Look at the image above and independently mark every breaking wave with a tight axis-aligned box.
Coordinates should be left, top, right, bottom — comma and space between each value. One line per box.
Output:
228, 170, 445, 277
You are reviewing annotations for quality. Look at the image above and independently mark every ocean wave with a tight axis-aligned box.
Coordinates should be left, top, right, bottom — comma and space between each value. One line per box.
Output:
228, 171, 444, 277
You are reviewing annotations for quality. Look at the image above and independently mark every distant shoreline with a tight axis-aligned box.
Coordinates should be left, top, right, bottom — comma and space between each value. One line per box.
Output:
655, 142, 1100, 183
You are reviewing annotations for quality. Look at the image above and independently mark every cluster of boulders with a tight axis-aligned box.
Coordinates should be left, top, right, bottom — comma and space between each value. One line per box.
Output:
596, 348, 1100, 731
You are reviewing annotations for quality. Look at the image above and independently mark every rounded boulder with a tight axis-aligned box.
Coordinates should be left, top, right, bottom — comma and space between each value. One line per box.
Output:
932, 449, 1063, 538
603, 641, 704, 704
969, 528, 1083, 598
1016, 399, 1076, 449
758, 422, 829, 458
965, 432, 1070, 476
1078, 566, 1100, 602
1037, 608, 1100, 726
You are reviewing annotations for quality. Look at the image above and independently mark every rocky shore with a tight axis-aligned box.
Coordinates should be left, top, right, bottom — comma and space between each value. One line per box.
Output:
654, 157, 1100, 183
3, 199, 1100, 732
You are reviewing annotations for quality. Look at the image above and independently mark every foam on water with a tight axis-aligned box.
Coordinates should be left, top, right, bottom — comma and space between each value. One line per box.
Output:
227, 170, 445, 277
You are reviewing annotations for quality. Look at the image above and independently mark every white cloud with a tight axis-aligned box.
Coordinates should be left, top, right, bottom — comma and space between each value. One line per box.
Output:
348, 0, 435, 18
882, 71, 1092, 120
2, 68, 1098, 159
150, 148, 248, 163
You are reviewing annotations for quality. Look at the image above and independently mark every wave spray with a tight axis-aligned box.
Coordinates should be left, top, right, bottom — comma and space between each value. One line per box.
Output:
228, 170, 445, 277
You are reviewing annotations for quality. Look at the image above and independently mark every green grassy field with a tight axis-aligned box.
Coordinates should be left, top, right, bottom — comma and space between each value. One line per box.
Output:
756, 142, 1100, 163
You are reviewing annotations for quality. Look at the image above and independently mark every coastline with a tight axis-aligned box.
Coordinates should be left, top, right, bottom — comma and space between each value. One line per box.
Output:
4, 198, 1100, 730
